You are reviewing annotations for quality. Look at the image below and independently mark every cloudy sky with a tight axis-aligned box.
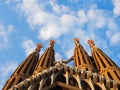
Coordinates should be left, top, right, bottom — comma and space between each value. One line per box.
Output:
0, 0, 120, 89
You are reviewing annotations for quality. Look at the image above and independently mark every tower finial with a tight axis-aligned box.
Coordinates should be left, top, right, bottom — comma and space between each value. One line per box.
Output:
74, 38, 80, 45
74, 38, 79, 42
49, 40, 55, 47
35, 43, 42, 52
87, 39, 95, 48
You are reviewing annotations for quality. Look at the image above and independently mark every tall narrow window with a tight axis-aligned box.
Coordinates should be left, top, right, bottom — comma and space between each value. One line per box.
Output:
96, 53, 106, 68
114, 71, 120, 80
8, 78, 15, 89
17, 78, 23, 84
107, 72, 113, 80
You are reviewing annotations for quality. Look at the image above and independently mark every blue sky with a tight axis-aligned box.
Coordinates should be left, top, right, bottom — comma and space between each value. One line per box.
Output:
0, 0, 120, 89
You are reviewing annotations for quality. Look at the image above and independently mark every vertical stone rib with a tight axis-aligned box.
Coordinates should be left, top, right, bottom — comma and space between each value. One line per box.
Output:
94, 52, 105, 69
48, 51, 54, 67
74, 48, 78, 66
97, 51, 111, 67
88, 39, 120, 82
92, 52, 100, 71
78, 47, 84, 65
99, 50, 117, 67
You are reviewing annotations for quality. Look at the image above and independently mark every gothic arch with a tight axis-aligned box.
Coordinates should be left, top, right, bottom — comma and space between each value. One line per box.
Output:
54, 73, 66, 83
81, 80, 92, 90
28, 82, 39, 90
69, 76, 79, 87
94, 84, 102, 90
33, 83, 39, 90
42, 77, 51, 88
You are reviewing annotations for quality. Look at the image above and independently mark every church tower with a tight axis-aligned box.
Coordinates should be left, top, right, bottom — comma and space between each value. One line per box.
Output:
73, 38, 93, 71
88, 39, 120, 82
33, 40, 55, 75
2, 44, 42, 90
3, 39, 120, 90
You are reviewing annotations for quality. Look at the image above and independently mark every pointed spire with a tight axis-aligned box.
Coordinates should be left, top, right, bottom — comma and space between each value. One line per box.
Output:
88, 39, 120, 82
36, 43, 43, 52
49, 40, 55, 47
87, 39, 95, 48
2, 43, 42, 90
33, 40, 55, 75
73, 38, 93, 71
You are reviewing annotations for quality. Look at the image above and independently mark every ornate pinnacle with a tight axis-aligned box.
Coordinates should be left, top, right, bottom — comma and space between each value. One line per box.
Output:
74, 38, 80, 45
49, 40, 55, 47
87, 39, 95, 48
36, 43, 42, 52
74, 38, 79, 42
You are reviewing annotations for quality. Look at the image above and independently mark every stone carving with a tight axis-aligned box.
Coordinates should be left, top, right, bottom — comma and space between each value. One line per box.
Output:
54, 56, 73, 68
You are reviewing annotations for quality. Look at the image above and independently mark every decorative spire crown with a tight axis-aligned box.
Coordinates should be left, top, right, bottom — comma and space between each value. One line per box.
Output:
74, 38, 80, 46
74, 38, 79, 43
49, 40, 55, 47
87, 39, 95, 48
35, 43, 42, 52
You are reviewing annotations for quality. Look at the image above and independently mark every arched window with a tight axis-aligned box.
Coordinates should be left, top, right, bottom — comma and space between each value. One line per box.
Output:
107, 72, 113, 80
8, 78, 15, 89
94, 84, 102, 90
81, 80, 92, 90
43, 78, 51, 88
69, 77, 78, 87
114, 71, 120, 80
54, 74, 66, 83
17, 78, 23, 84
96, 53, 106, 68
31, 83, 39, 90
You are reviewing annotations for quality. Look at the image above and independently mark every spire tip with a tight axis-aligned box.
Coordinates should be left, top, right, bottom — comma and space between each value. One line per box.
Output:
87, 39, 95, 48
74, 38, 79, 42
49, 40, 55, 46
36, 43, 42, 52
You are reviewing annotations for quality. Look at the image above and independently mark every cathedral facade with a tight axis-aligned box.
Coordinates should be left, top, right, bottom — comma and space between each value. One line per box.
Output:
2, 38, 120, 90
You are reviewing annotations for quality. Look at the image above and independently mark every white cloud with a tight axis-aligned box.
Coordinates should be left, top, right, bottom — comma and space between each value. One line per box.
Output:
112, 0, 120, 16
17, 0, 77, 40
78, 10, 88, 24
87, 7, 107, 29
8, 25, 14, 32
110, 32, 120, 45
22, 39, 36, 56
65, 48, 74, 58
106, 18, 120, 46
6, 0, 20, 4
60, 14, 79, 27
49, 0, 70, 15
17, 0, 110, 41
0, 24, 14, 49
107, 18, 118, 30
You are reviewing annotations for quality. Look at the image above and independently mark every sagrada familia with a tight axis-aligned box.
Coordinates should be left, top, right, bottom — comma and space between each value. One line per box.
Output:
2, 38, 120, 90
